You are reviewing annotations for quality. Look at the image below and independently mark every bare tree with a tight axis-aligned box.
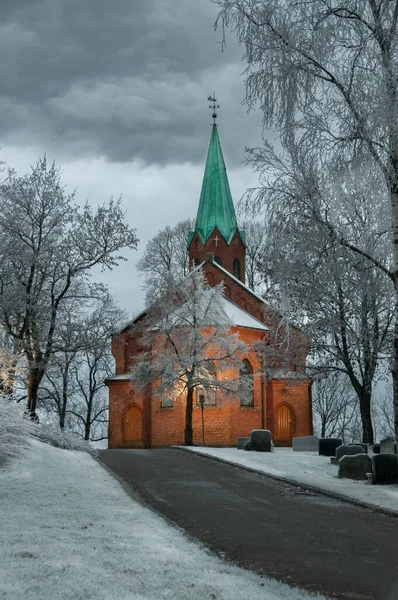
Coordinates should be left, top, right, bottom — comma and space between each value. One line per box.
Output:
40, 291, 125, 441
215, 0, 398, 439
0, 157, 138, 419
137, 219, 194, 303
242, 220, 267, 293
130, 269, 259, 445
312, 372, 359, 442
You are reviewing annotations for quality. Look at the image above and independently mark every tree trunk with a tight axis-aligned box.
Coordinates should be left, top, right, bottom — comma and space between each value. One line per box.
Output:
60, 374, 68, 429
27, 368, 44, 421
393, 296, 398, 443
390, 185, 398, 444
184, 385, 194, 445
358, 388, 374, 444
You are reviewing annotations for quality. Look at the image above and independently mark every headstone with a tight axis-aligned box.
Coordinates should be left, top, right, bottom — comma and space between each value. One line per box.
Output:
380, 437, 396, 454
335, 444, 365, 463
250, 429, 272, 452
292, 435, 319, 452
372, 453, 398, 484
243, 440, 252, 451
319, 438, 343, 457
348, 443, 368, 454
338, 454, 372, 480
237, 437, 251, 450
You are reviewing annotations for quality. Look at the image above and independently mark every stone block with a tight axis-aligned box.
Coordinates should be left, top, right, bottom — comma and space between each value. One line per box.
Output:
237, 437, 251, 450
250, 429, 272, 452
338, 454, 372, 480
335, 444, 365, 463
372, 453, 398, 485
380, 437, 396, 454
292, 435, 319, 452
319, 438, 343, 457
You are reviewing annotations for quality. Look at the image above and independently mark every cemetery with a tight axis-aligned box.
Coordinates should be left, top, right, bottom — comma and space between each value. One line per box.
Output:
183, 430, 398, 515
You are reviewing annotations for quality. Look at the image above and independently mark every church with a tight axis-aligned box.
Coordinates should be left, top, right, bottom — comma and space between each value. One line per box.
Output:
106, 118, 313, 448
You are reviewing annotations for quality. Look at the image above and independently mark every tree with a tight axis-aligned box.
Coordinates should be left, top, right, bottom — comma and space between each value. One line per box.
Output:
137, 219, 194, 304
241, 220, 267, 293
215, 0, 398, 440
40, 291, 125, 441
138, 218, 266, 297
312, 372, 359, 442
0, 157, 138, 419
259, 182, 393, 442
130, 269, 258, 445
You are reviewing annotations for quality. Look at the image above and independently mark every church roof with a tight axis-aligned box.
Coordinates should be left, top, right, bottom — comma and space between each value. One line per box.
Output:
190, 124, 244, 246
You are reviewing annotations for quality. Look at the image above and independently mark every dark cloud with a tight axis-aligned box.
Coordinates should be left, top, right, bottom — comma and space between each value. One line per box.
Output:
0, 0, 264, 167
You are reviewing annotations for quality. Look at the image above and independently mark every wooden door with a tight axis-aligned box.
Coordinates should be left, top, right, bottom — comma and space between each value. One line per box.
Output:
123, 406, 142, 443
275, 405, 292, 443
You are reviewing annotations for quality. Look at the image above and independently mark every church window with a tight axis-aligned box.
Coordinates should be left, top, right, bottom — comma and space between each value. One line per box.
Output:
193, 258, 200, 267
161, 398, 173, 408
214, 256, 222, 266
196, 362, 217, 406
233, 258, 241, 280
240, 359, 254, 407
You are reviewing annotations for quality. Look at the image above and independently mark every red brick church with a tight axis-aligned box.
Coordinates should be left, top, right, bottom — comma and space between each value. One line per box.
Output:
106, 122, 313, 448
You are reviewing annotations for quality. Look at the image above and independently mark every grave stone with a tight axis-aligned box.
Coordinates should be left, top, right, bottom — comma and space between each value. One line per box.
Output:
348, 443, 368, 454
335, 444, 365, 463
243, 440, 252, 451
250, 429, 272, 452
237, 437, 251, 450
292, 435, 319, 452
380, 437, 396, 454
338, 454, 372, 480
372, 453, 398, 484
319, 438, 343, 457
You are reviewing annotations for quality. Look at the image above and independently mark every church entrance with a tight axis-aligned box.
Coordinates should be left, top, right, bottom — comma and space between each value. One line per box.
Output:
275, 404, 292, 446
123, 405, 142, 447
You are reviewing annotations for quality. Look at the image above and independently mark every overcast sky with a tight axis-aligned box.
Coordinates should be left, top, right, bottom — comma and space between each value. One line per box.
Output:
0, 0, 265, 316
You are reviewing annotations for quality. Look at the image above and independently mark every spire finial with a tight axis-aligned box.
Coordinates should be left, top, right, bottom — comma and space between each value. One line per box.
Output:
207, 92, 220, 124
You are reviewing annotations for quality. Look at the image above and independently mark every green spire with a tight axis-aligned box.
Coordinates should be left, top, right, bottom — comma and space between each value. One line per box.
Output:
190, 124, 244, 246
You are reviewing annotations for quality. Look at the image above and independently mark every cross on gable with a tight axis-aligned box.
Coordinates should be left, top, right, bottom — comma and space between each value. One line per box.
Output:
213, 235, 219, 246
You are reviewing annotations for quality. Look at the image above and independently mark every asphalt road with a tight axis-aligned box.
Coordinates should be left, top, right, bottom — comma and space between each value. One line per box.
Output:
98, 448, 398, 600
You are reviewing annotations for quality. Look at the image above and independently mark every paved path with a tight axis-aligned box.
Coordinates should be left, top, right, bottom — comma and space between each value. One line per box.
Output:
99, 449, 398, 600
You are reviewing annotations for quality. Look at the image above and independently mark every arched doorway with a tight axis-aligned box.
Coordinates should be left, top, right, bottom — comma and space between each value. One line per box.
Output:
123, 405, 142, 446
275, 404, 292, 445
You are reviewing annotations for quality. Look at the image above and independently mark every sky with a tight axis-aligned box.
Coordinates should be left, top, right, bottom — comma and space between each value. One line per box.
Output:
0, 0, 265, 316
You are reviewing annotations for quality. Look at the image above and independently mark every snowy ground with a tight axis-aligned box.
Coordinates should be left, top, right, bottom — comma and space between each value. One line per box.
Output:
183, 446, 398, 515
0, 440, 329, 600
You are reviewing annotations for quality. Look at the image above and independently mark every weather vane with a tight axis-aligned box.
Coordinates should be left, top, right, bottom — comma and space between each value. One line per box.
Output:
207, 93, 220, 124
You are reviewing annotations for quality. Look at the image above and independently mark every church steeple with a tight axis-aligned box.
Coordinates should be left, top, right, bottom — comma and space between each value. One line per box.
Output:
192, 124, 242, 245
188, 109, 246, 284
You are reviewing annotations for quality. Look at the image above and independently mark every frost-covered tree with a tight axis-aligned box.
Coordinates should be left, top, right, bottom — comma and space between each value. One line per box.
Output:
312, 373, 359, 442
130, 269, 258, 445
0, 157, 138, 419
241, 220, 267, 293
256, 173, 393, 442
137, 219, 194, 304
138, 218, 266, 297
215, 0, 398, 439
40, 291, 125, 441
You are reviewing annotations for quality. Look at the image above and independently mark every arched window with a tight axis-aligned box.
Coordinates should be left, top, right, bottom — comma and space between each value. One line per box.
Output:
214, 256, 222, 266
240, 359, 254, 407
193, 258, 200, 268
233, 258, 241, 280
196, 362, 217, 406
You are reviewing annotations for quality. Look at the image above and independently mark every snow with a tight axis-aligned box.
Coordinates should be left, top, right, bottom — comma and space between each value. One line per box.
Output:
0, 439, 330, 600
221, 296, 268, 330
183, 446, 398, 515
